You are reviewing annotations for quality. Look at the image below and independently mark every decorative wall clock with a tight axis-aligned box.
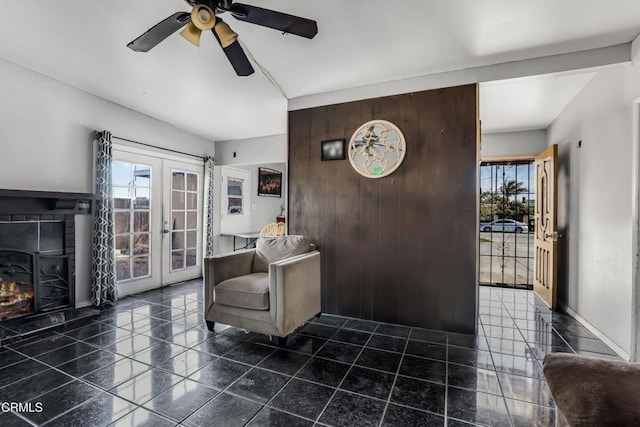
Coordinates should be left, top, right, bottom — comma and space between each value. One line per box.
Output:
347, 119, 406, 178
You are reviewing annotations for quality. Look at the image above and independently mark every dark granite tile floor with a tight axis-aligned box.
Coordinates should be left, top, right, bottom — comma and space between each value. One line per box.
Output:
0, 281, 621, 426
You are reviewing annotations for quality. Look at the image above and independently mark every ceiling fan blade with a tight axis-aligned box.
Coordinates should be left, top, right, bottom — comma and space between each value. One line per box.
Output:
127, 12, 191, 52
211, 27, 254, 76
229, 3, 318, 39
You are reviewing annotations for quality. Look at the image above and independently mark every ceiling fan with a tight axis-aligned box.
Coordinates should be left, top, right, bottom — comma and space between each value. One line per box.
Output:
127, 0, 318, 76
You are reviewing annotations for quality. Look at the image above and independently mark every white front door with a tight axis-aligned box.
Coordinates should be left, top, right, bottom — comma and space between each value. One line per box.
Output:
112, 149, 204, 296
220, 166, 251, 234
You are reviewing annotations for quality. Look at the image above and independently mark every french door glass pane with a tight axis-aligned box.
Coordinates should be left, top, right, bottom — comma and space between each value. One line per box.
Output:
187, 212, 197, 229
115, 236, 130, 255
170, 170, 199, 272
114, 212, 130, 234
114, 187, 131, 209
116, 259, 131, 281
172, 191, 185, 210
187, 193, 197, 210
134, 212, 150, 232
172, 251, 184, 270
113, 160, 152, 283
186, 249, 197, 267
187, 174, 197, 191
172, 212, 185, 230
186, 231, 197, 248
173, 172, 185, 190
133, 165, 150, 187
133, 256, 150, 278
172, 231, 185, 250
134, 188, 150, 209
134, 233, 149, 255
113, 163, 132, 186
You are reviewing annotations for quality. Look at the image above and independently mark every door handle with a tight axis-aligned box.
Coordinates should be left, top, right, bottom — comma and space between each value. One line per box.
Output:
162, 229, 170, 234
545, 231, 562, 241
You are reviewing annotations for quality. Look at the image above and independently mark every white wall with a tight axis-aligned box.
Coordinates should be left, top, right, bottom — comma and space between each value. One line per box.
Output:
213, 135, 287, 254
212, 163, 286, 255
0, 59, 215, 307
632, 35, 640, 362
215, 134, 287, 166
481, 130, 547, 158
237, 163, 286, 231
547, 59, 638, 357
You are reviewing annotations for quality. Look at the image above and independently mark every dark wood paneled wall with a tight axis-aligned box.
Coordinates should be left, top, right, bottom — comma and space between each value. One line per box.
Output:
288, 84, 478, 334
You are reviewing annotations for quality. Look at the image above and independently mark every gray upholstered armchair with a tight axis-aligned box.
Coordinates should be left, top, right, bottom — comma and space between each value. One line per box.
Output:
204, 235, 321, 344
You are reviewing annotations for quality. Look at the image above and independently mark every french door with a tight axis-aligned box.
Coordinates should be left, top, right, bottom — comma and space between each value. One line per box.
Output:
112, 148, 203, 296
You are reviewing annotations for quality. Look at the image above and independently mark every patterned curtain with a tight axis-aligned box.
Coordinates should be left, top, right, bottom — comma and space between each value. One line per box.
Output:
91, 130, 117, 306
204, 156, 215, 257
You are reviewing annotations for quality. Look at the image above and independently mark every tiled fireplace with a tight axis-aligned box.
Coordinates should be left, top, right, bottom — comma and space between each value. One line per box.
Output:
0, 216, 73, 321
0, 190, 92, 326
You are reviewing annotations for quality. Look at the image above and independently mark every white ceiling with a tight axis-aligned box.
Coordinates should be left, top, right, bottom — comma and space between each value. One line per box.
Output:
0, 1, 639, 140
480, 72, 596, 133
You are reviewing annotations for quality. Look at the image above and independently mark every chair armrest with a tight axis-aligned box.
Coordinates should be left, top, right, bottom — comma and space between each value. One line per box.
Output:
543, 353, 640, 426
204, 250, 255, 307
269, 251, 321, 334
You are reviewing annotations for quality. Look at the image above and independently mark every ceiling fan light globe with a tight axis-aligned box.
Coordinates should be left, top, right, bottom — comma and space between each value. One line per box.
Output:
180, 22, 202, 46
198, 9, 211, 23
214, 20, 238, 48
191, 5, 216, 31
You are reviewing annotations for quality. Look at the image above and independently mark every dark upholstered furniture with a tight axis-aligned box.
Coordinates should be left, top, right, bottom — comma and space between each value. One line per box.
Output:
543, 353, 640, 426
204, 235, 320, 342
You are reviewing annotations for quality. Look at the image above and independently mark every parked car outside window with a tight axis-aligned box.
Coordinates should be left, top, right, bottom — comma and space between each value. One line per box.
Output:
481, 219, 528, 233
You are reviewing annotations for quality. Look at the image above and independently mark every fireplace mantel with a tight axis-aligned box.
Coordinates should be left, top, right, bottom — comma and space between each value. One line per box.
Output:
0, 189, 95, 215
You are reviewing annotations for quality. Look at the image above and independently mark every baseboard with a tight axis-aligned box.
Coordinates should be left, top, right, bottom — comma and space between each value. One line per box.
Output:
559, 302, 631, 361
76, 300, 93, 308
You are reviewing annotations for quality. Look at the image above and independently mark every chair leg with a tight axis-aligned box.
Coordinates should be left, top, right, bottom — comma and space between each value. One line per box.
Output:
206, 320, 216, 332
275, 336, 288, 347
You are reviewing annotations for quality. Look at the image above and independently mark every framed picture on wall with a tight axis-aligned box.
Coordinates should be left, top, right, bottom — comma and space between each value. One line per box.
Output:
258, 167, 282, 197
321, 139, 346, 161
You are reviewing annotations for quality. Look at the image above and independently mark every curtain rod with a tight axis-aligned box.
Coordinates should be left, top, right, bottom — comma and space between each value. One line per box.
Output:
109, 135, 212, 162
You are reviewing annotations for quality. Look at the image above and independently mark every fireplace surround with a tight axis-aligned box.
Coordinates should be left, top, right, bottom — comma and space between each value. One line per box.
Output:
0, 190, 92, 323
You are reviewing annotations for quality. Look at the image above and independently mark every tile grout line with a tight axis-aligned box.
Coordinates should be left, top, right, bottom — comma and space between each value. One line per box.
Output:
5, 314, 448, 426
497, 288, 526, 427
241, 329, 339, 426
2, 301, 215, 426
8, 337, 190, 426
108, 323, 280, 425
221, 319, 369, 425
7, 346, 135, 426
104, 338, 263, 425
490, 295, 516, 427
493, 287, 563, 419
167, 344, 281, 425
4, 286, 605, 427
312, 321, 381, 425
377, 329, 412, 427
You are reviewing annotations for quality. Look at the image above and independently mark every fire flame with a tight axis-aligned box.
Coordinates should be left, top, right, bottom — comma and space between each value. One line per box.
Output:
0, 279, 34, 307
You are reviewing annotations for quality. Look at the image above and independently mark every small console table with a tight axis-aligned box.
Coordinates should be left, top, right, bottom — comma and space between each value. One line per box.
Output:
222, 232, 261, 251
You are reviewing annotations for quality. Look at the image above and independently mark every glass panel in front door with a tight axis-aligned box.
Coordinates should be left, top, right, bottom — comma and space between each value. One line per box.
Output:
171, 170, 199, 272
227, 178, 243, 214
113, 161, 152, 283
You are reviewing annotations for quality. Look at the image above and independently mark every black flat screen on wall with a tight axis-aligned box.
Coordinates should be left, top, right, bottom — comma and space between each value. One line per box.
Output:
321, 139, 346, 161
